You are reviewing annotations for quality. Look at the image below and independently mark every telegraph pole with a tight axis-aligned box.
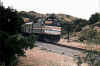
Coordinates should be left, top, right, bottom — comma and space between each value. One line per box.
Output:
0, 0, 1, 6
0, 0, 3, 6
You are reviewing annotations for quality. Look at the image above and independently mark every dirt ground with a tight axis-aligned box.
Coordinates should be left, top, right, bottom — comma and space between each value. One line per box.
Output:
17, 39, 93, 66
17, 47, 77, 66
58, 39, 100, 51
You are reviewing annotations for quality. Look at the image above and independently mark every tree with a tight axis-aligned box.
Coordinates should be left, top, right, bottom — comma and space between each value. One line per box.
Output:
0, 5, 35, 66
89, 13, 100, 25
0, 6, 24, 35
73, 19, 89, 32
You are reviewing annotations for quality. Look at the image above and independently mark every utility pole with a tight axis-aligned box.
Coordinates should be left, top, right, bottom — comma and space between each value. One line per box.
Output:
0, 0, 1, 6
0, 0, 3, 6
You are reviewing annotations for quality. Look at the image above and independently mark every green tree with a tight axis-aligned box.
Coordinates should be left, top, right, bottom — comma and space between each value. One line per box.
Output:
73, 19, 88, 32
89, 13, 100, 25
0, 6, 24, 35
0, 5, 35, 66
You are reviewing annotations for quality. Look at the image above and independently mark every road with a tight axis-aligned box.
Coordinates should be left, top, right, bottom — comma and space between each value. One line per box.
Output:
35, 41, 82, 57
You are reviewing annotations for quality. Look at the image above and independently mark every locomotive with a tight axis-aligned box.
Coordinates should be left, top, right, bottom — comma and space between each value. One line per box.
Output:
21, 16, 61, 43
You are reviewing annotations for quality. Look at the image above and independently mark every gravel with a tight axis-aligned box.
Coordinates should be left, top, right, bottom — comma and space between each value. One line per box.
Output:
35, 41, 81, 57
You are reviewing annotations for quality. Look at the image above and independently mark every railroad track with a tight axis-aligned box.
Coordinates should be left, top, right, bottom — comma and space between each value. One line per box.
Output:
35, 41, 83, 57
36, 40, 86, 51
49, 42, 85, 51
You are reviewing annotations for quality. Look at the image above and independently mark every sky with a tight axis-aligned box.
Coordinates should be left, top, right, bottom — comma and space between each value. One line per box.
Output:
1, 0, 100, 20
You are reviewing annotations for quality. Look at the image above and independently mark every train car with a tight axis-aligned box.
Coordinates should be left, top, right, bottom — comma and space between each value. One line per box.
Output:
21, 22, 33, 35
21, 17, 61, 43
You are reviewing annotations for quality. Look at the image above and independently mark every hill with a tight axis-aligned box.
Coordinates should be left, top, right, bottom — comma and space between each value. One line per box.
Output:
18, 11, 78, 23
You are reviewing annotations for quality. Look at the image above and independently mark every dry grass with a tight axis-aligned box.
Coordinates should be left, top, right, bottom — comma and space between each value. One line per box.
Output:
17, 47, 77, 66
17, 38, 93, 66
58, 39, 100, 51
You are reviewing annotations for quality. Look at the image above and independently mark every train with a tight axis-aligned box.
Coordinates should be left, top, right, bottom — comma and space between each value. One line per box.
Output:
21, 16, 61, 43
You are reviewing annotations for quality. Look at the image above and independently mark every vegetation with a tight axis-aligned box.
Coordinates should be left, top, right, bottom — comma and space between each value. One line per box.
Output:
1, 2, 99, 65
73, 13, 100, 66
19, 11, 100, 44
72, 19, 89, 32
74, 50, 100, 66
78, 13, 100, 45
0, 0, 100, 66
89, 13, 100, 25
84, 50, 100, 66
0, 5, 35, 66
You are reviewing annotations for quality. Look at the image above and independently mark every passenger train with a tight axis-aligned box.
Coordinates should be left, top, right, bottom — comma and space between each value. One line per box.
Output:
21, 17, 61, 43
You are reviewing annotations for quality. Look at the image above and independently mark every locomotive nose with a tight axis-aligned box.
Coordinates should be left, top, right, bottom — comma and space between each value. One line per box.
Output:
51, 27, 61, 31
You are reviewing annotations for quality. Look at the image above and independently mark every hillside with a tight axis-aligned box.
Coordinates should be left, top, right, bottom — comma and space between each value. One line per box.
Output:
19, 11, 78, 23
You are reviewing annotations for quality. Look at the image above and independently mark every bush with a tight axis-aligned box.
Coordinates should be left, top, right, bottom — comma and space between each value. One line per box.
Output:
0, 5, 35, 66
78, 26, 100, 45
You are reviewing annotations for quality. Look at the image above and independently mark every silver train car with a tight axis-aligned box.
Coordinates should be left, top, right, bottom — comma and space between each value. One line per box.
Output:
21, 18, 61, 43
